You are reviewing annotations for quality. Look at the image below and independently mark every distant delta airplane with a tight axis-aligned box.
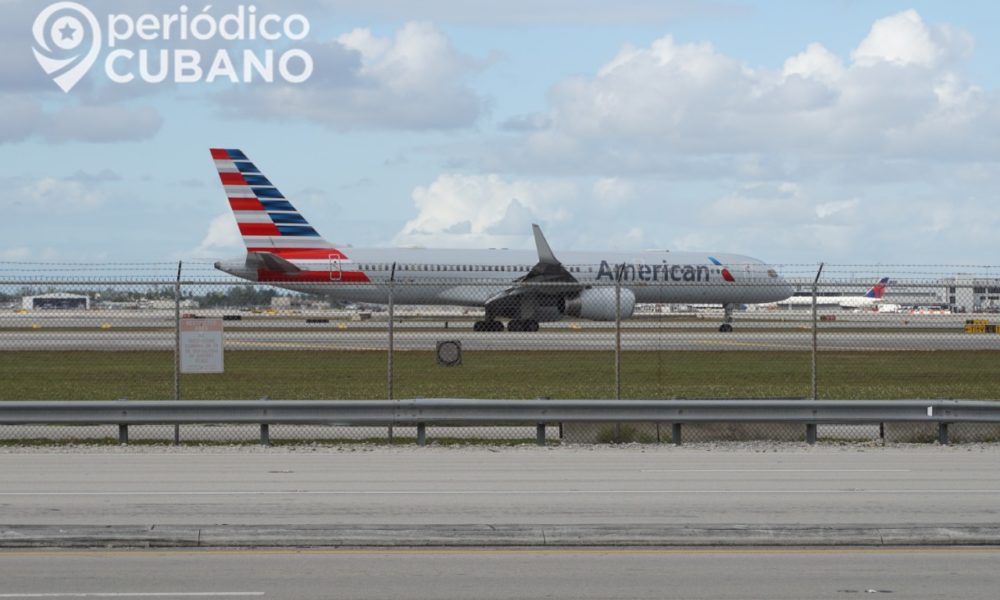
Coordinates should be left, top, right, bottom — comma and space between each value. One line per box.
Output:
210, 149, 794, 332
776, 277, 891, 310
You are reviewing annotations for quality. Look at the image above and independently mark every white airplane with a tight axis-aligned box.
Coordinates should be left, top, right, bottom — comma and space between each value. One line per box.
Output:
210, 149, 793, 332
776, 278, 891, 310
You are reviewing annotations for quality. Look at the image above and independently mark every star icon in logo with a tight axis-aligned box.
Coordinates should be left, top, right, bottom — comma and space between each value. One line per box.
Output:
58, 22, 76, 41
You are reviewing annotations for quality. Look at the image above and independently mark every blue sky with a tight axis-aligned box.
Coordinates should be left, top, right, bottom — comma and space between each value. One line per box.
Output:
2, 0, 999, 268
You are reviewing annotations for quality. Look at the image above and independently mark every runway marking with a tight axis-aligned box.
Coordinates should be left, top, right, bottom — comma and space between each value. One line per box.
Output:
226, 340, 383, 352
0, 594, 263, 598
1, 548, 998, 559
2, 488, 998, 496
639, 469, 912, 473
690, 339, 810, 351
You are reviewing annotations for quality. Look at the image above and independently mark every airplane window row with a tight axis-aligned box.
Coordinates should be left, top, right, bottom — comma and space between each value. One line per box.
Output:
344, 264, 773, 279
349, 264, 592, 273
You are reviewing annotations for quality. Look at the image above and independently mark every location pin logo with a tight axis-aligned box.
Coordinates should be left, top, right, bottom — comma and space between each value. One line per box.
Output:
32, 2, 102, 93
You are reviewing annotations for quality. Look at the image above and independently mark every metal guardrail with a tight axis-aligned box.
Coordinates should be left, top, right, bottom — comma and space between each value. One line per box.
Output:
2, 399, 998, 446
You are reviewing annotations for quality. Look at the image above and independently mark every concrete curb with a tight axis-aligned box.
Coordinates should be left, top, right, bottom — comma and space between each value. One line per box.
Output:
4, 524, 1000, 548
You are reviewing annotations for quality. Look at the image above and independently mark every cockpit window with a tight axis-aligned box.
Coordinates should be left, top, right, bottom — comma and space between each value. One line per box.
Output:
767, 269, 778, 278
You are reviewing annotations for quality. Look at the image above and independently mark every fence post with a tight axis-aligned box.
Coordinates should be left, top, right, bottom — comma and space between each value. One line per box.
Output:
806, 423, 817, 445
173, 260, 182, 446
387, 265, 396, 444
614, 267, 622, 442
811, 262, 823, 401
615, 266, 622, 401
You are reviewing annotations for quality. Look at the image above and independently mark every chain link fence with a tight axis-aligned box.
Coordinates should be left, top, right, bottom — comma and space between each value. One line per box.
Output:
2, 261, 999, 444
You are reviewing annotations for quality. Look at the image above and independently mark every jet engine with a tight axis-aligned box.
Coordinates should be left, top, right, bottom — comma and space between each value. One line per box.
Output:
563, 287, 636, 321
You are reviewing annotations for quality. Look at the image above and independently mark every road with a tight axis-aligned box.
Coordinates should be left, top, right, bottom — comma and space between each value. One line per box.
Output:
1, 547, 999, 599
3, 447, 999, 597
2, 447, 998, 528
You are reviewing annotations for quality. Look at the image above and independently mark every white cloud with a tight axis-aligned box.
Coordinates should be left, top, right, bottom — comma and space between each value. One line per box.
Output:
0, 96, 161, 145
850, 10, 972, 69
703, 182, 811, 225
0, 95, 42, 143
851, 10, 941, 68
649, 182, 871, 261
486, 198, 536, 235
782, 43, 845, 85
0, 247, 31, 261
191, 212, 243, 258
671, 231, 716, 252
318, 0, 745, 25
216, 22, 484, 131
607, 226, 645, 250
0, 246, 59, 261
40, 105, 162, 144
1, 176, 107, 214
593, 177, 633, 208
394, 174, 576, 247
815, 198, 859, 220
487, 10, 996, 177
0, 0, 162, 145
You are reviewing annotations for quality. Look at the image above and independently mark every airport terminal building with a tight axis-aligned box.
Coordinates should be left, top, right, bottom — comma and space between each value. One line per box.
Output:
21, 293, 90, 310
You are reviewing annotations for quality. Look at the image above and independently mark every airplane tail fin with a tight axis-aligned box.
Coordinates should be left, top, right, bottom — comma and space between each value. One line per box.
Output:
865, 277, 891, 299
210, 148, 346, 259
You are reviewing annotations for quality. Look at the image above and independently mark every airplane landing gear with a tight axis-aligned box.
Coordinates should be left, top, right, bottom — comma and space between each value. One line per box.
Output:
473, 320, 505, 332
508, 319, 540, 332
718, 303, 735, 333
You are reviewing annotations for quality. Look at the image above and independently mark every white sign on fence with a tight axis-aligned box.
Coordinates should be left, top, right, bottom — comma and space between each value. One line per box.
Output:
180, 318, 224, 373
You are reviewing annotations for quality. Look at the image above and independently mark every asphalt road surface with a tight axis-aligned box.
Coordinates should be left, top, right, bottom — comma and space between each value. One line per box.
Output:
4, 447, 999, 597
2, 446, 998, 528
1, 547, 999, 599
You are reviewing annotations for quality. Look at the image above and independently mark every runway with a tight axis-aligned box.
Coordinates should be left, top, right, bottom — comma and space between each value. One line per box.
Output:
2, 547, 999, 599
5, 308, 998, 352
1, 309, 988, 330
3, 329, 999, 351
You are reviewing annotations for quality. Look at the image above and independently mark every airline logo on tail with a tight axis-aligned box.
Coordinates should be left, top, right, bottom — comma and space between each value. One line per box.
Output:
211, 148, 369, 282
865, 277, 891, 299
211, 148, 343, 258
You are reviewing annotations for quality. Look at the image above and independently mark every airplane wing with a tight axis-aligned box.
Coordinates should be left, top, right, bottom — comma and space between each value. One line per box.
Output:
484, 225, 584, 318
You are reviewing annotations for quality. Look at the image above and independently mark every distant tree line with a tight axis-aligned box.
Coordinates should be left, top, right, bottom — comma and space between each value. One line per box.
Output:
197, 286, 281, 308
3, 285, 287, 308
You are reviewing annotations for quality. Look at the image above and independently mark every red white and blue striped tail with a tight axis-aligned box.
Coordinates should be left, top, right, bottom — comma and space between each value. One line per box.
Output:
210, 148, 347, 260
865, 277, 891, 299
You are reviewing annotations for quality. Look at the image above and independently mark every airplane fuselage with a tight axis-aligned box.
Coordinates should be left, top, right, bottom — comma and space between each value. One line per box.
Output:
216, 247, 793, 307
777, 296, 882, 309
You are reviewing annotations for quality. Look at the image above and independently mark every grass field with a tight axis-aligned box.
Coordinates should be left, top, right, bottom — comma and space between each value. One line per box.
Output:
1, 350, 998, 400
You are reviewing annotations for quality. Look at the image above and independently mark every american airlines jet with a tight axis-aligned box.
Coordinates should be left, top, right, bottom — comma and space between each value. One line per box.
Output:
210, 149, 793, 332
776, 278, 891, 310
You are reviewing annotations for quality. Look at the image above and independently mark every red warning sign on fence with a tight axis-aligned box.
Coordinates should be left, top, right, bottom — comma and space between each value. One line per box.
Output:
180, 318, 224, 373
